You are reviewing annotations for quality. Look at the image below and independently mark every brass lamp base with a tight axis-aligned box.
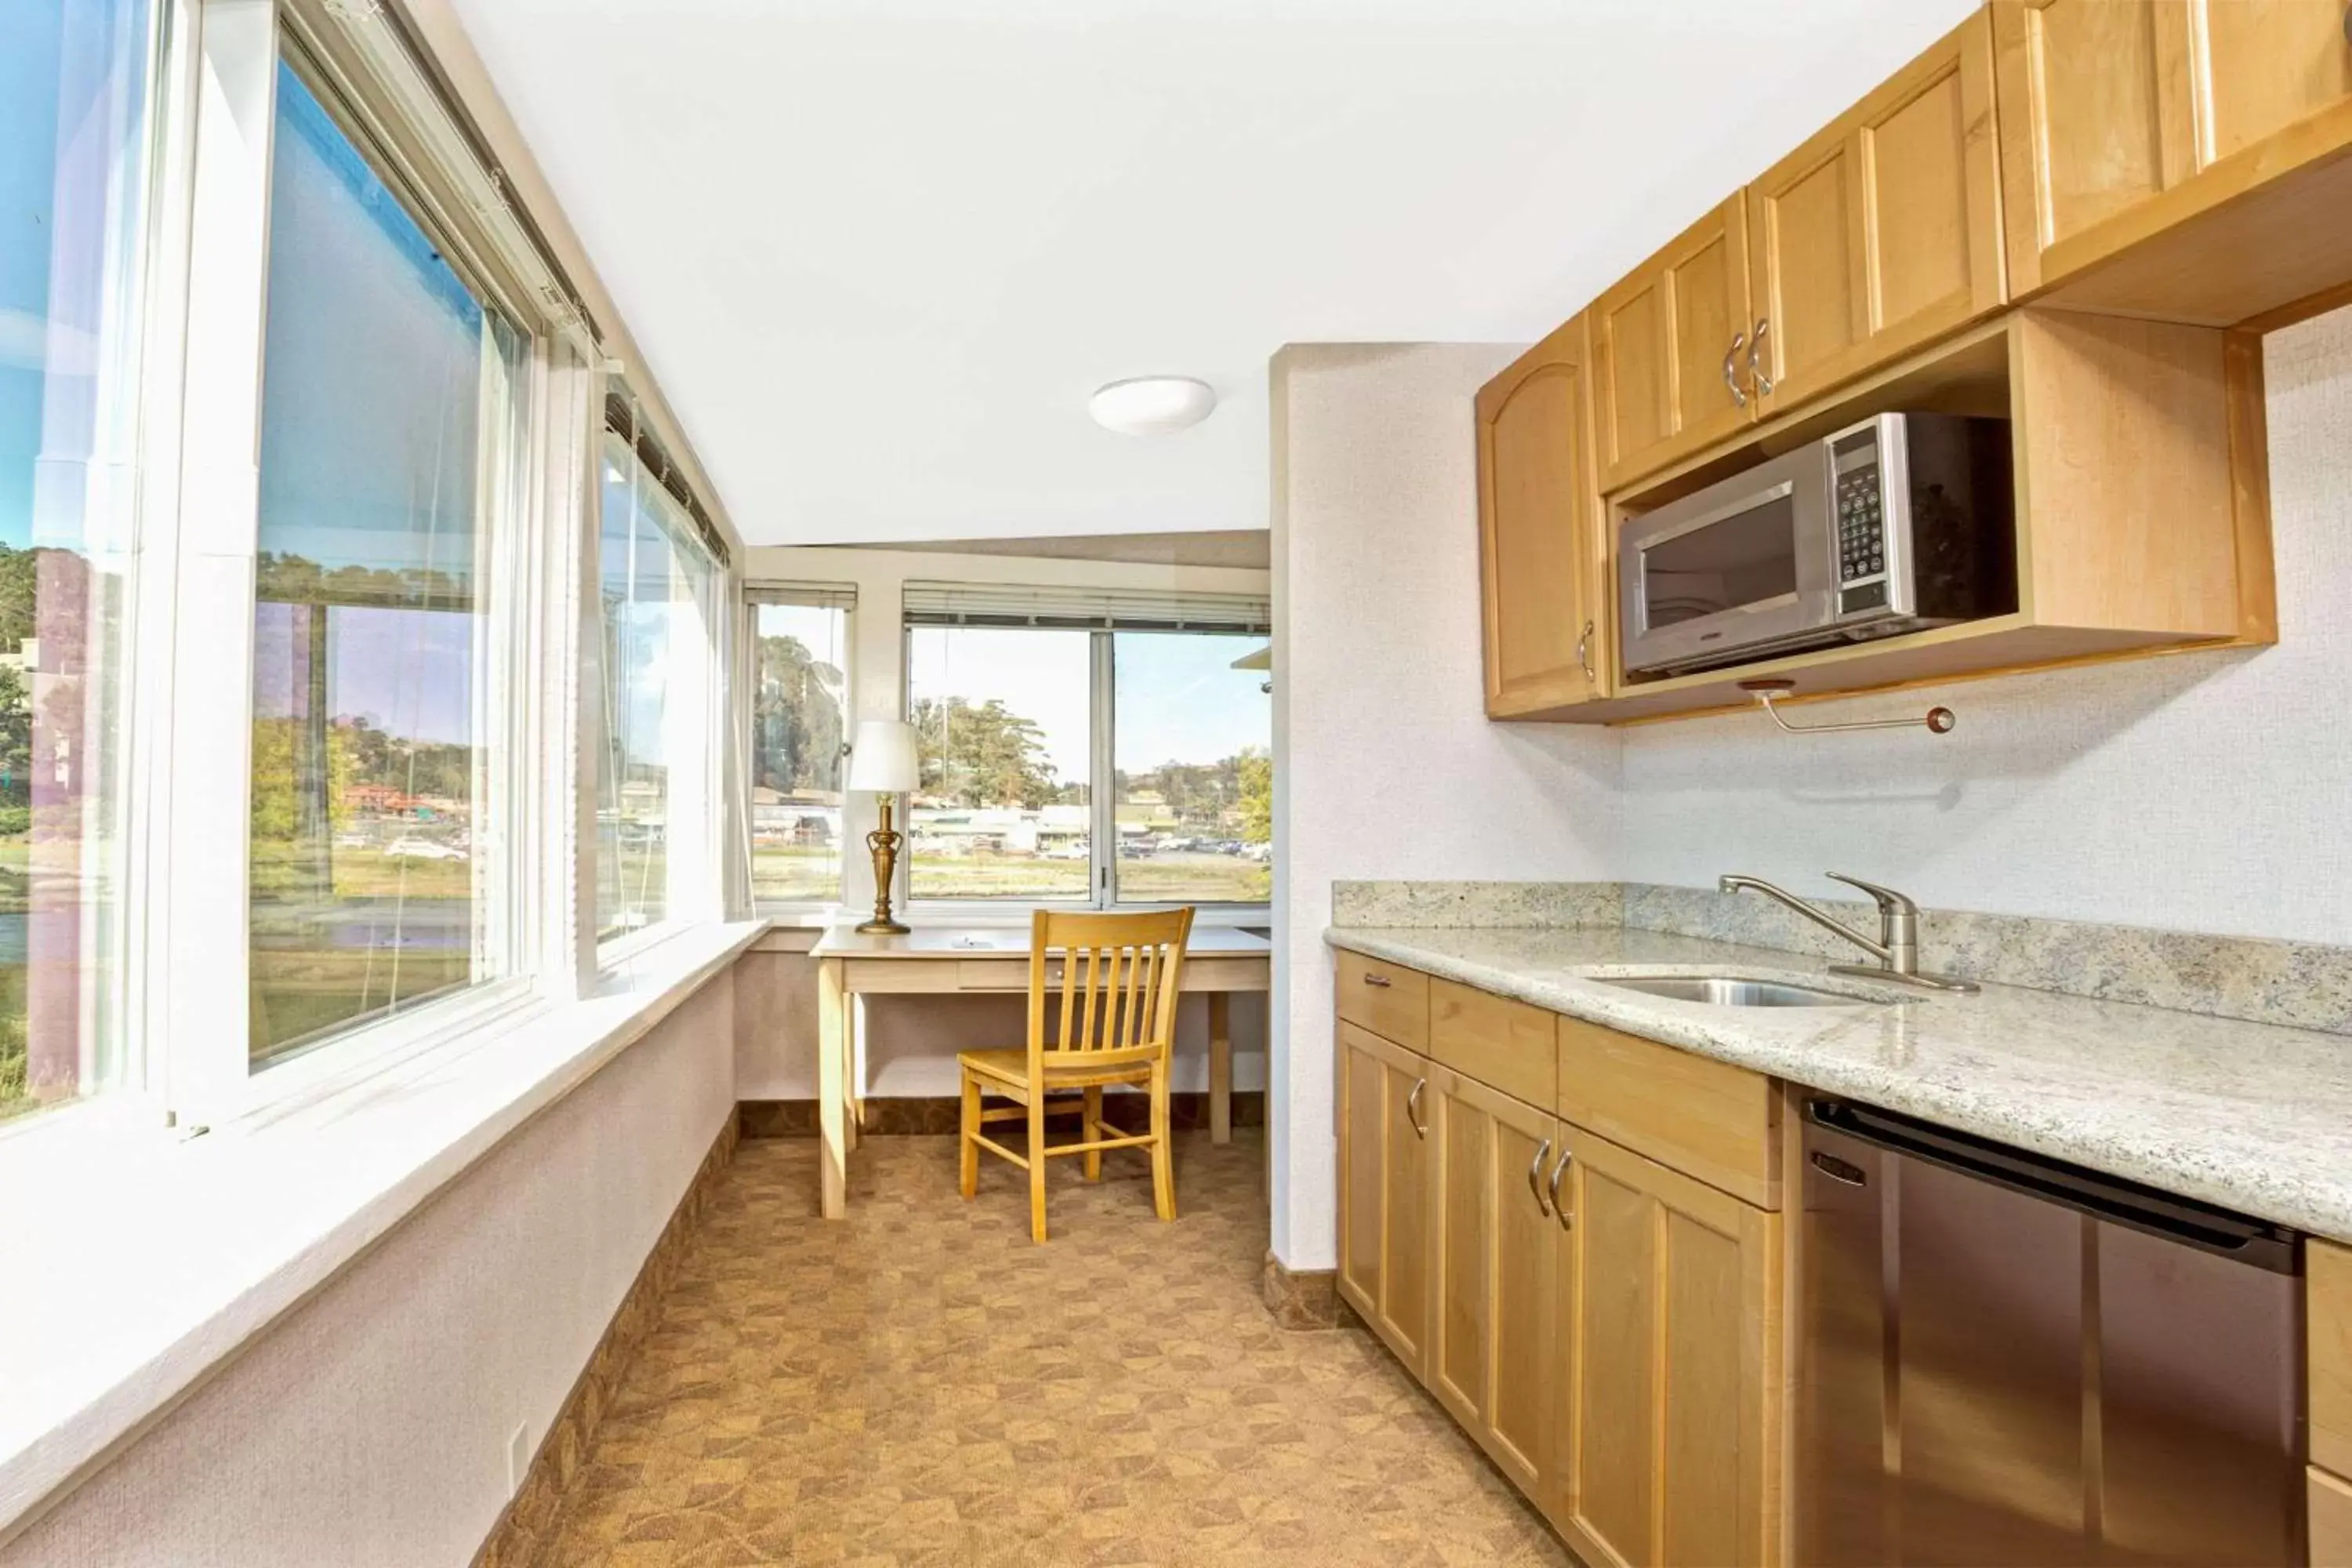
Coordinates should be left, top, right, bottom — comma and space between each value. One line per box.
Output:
856, 795, 910, 935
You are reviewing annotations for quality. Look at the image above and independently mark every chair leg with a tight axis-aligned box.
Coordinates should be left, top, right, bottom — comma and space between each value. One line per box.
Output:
959, 1071, 980, 1200
1028, 1091, 1050, 1243
1149, 1061, 1175, 1222
1083, 1085, 1104, 1181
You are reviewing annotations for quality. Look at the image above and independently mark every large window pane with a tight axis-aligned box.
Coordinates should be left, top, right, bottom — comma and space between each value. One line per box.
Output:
597, 430, 717, 942
908, 627, 1091, 901
1112, 633, 1272, 904
249, 61, 522, 1065
750, 600, 848, 905
0, 0, 151, 1116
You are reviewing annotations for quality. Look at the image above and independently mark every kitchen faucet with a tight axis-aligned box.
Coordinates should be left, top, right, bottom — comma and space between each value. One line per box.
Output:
1717, 872, 1979, 994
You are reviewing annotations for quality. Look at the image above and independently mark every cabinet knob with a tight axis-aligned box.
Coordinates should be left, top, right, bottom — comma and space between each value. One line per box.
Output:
1722, 332, 1749, 408
1526, 1137, 1555, 1216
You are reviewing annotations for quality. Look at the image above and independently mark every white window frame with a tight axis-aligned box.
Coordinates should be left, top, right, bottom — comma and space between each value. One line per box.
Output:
130, 0, 600, 1130
898, 600, 1272, 919
740, 582, 857, 916
591, 412, 728, 973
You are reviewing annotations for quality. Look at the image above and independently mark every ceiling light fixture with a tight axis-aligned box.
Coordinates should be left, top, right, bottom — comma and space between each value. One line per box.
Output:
1089, 376, 1216, 435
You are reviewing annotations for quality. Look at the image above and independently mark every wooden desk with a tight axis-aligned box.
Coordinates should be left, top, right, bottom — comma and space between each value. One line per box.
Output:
810, 924, 1272, 1218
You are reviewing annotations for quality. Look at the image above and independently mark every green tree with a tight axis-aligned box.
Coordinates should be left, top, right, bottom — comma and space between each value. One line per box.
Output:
0, 664, 29, 810
250, 717, 358, 841
912, 696, 1058, 809
1236, 746, 1272, 844
753, 633, 844, 794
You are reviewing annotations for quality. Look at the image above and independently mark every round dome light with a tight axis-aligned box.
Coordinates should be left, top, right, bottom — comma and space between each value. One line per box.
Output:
1088, 376, 1216, 435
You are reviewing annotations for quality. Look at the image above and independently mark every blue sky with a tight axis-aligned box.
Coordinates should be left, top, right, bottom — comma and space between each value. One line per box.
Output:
2, 0, 75, 551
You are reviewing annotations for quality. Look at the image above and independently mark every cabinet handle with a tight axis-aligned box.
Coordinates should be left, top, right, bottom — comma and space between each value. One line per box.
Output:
1526, 1137, 1555, 1215
1548, 1145, 1573, 1230
1575, 619, 1595, 683
1361, 971, 1392, 989
1722, 332, 1748, 408
1406, 1077, 1427, 1138
1748, 318, 1774, 397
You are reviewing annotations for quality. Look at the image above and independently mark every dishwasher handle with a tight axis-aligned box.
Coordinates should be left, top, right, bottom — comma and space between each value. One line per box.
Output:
1804, 1097, 2299, 1274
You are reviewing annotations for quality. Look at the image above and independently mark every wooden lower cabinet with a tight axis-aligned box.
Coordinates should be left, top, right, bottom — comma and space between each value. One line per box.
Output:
1552, 1128, 1784, 1568
1426, 1065, 1561, 1496
1335, 1020, 1436, 1376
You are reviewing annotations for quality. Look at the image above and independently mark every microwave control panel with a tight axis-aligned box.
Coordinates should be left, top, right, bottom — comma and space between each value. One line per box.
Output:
1832, 426, 1889, 615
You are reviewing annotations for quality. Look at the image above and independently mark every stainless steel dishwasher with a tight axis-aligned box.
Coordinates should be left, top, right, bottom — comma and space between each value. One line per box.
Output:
1797, 1097, 2302, 1566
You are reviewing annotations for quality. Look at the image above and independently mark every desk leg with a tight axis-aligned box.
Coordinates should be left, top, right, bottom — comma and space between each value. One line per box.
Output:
818, 957, 848, 1219
845, 992, 863, 1153
1209, 991, 1233, 1145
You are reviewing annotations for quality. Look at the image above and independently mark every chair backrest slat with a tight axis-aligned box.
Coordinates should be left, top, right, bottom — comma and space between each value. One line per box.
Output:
1026, 908, 1196, 1072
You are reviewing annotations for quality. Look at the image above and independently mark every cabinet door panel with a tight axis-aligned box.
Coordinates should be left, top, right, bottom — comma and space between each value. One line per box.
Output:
1379, 1053, 1433, 1370
1560, 1129, 1782, 1568
1337, 1026, 1385, 1316
2203, 0, 2352, 161
1477, 318, 1602, 714
1428, 1066, 1558, 1497
1593, 196, 1753, 492
1752, 11, 2004, 412
1335, 1021, 1434, 1377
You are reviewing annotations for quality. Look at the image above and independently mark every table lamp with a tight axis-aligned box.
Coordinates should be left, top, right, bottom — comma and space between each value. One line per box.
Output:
847, 719, 920, 934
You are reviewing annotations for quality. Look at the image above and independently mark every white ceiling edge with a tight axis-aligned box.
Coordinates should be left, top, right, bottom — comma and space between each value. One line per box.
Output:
448, 0, 1982, 549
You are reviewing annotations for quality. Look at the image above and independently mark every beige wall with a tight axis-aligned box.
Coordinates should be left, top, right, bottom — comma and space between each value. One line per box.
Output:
4, 978, 736, 1567
1269, 344, 1621, 1272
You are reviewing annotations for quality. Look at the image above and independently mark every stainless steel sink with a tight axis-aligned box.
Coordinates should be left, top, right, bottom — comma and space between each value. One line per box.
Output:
1595, 974, 1892, 1007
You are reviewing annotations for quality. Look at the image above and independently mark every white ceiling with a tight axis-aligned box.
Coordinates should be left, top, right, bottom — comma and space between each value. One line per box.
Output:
450, 0, 1979, 547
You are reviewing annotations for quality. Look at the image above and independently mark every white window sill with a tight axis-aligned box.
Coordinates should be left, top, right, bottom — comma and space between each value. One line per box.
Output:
0, 918, 770, 1544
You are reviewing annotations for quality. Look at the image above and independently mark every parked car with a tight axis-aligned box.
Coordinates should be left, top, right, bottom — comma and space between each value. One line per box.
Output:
384, 837, 468, 862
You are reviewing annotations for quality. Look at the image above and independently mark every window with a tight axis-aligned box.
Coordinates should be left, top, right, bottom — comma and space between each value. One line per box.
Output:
908, 626, 1093, 901
597, 412, 721, 945
902, 586, 1271, 908
1112, 633, 1272, 905
747, 586, 851, 906
0, 0, 156, 1116
246, 58, 527, 1065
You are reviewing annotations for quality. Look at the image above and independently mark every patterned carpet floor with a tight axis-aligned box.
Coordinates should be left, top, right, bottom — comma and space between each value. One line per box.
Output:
532, 1129, 1569, 1566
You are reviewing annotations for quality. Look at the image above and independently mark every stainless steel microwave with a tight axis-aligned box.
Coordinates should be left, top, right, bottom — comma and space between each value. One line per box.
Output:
1617, 412, 2014, 679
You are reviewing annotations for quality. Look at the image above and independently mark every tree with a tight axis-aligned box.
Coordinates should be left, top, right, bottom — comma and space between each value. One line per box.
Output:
912, 696, 1059, 809
753, 633, 845, 794
0, 665, 28, 810
1236, 746, 1272, 844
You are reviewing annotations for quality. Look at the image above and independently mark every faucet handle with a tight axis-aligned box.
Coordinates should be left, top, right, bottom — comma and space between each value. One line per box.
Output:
1825, 873, 1918, 916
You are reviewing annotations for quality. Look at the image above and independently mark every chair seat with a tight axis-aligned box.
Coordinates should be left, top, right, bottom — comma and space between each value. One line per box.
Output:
957, 1047, 1152, 1091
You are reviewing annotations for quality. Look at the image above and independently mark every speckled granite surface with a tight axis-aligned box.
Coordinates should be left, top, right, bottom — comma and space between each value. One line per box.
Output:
1334, 880, 2352, 1036
1325, 923, 2352, 1244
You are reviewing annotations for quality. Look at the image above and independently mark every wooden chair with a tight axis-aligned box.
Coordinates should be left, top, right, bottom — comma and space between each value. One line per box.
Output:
956, 907, 1196, 1243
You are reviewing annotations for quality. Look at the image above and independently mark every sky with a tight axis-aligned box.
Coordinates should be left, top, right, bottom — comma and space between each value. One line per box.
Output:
909, 626, 1269, 791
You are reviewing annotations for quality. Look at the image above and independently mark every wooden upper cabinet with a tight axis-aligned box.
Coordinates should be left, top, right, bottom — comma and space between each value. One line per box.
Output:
1477, 318, 1606, 716
1748, 9, 2005, 412
2202, 0, 2352, 162
1995, 0, 2352, 310
1591, 195, 1754, 492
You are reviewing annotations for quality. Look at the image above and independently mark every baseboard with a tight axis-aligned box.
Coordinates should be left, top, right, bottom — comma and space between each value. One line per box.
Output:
739, 1091, 1266, 1139
471, 1112, 739, 1568
1261, 1250, 1341, 1330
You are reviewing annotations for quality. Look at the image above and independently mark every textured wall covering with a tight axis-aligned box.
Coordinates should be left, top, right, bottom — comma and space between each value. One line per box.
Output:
1617, 307, 2352, 946
4, 979, 737, 1568
1271, 343, 1620, 1272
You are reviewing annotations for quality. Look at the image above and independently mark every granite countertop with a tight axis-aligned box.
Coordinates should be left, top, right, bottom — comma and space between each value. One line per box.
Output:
1327, 924, 2352, 1245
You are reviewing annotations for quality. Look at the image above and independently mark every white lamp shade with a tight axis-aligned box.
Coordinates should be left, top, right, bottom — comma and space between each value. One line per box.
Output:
846, 719, 920, 793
